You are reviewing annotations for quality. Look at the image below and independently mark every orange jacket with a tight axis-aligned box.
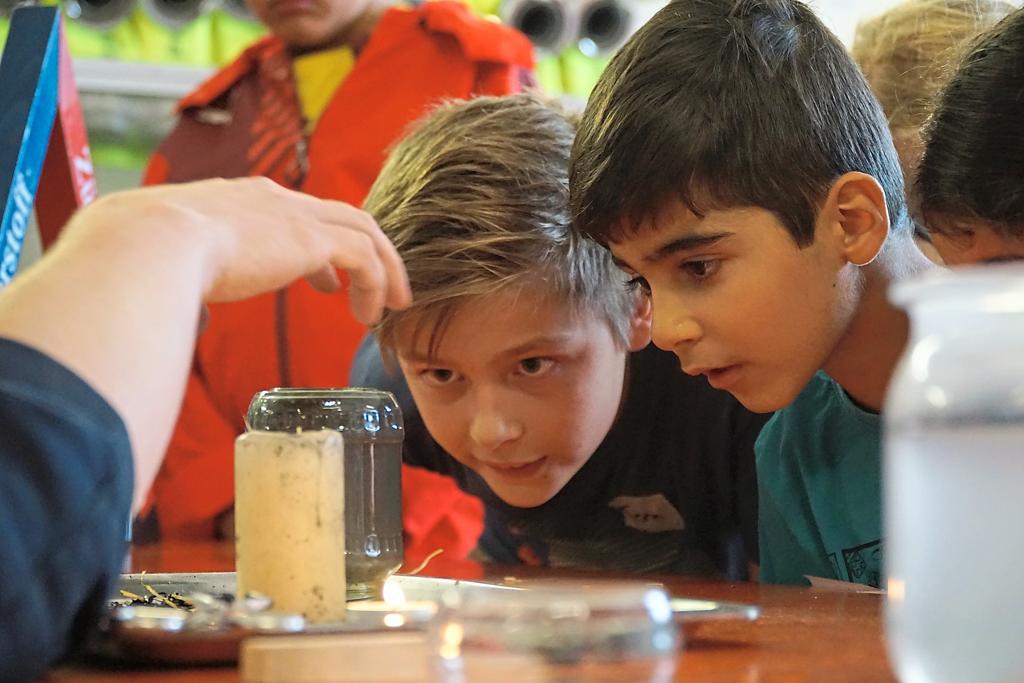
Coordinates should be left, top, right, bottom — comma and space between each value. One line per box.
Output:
142, 2, 534, 564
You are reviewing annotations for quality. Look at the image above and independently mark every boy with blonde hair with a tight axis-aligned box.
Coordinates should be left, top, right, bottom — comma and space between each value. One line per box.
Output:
853, 0, 1013, 261
352, 93, 768, 577
568, 0, 935, 586
853, 0, 1013, 180
140, 0, 533, 561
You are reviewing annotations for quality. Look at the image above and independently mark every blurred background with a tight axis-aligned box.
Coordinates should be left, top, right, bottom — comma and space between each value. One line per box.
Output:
0, 0, 935, 269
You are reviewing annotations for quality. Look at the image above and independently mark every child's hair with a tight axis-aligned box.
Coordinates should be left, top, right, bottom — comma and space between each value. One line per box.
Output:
363, 93, 638, 355
852, 0, 1013, 175
569, 0, 907, 248
915, 8, 1024, 238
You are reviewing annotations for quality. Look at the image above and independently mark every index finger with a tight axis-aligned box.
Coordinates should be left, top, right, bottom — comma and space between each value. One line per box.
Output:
314, 200, 411, 310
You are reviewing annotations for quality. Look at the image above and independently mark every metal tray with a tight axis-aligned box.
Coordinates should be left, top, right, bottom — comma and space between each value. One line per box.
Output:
98, 572, 760, 665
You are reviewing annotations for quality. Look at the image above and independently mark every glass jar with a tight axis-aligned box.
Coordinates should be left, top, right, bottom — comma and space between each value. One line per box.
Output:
885, 265, 1024, 683
246, 387, 405, 599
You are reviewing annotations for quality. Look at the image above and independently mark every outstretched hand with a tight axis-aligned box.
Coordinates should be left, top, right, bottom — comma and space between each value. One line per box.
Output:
77, 177, 412, 324
0, 177, 412, 508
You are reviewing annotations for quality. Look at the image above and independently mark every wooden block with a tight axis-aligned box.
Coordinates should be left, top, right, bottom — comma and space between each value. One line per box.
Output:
240, 631, 431, 683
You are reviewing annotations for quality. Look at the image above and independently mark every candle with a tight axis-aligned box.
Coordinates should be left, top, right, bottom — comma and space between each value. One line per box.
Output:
235, 430, 346, 623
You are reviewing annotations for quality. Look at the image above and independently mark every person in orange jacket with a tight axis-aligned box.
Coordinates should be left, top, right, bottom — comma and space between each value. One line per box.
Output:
140, 0, 535, 566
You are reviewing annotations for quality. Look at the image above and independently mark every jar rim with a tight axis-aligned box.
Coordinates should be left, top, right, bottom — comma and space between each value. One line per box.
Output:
252, 387, 395, 400
890, 262, 1024, 312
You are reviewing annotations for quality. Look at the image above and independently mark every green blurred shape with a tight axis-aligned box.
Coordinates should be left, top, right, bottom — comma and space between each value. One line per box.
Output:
211, 9, 264, 65
463, 0, 501, 17
134, 8, 214, 64
91, 140, 150, 170
63, 9, 146, 61
535, 53, 563, 94
535, 47, 611, 98
0, 16, 8, 53
558, 45, 609, 98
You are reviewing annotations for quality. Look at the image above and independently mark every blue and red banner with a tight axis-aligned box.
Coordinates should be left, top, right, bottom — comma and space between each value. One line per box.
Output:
0, 6, 95, 286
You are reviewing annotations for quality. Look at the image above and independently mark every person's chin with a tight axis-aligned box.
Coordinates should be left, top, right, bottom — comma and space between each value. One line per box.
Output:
487, 476, 560, 509
274, 21, 333, 48
495, 488, 558, 509
729, 373, 804, 414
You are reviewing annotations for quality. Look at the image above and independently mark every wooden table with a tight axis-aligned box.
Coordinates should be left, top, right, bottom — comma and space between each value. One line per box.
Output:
45, 542, 897, 683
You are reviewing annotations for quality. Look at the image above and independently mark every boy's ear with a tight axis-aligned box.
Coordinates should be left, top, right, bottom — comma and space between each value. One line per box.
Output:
627, 295, 652, 352
823, 172, 890, 267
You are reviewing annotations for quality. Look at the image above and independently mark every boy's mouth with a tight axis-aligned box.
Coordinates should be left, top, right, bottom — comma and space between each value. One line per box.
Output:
686, 364, 743, 390
269, 0, 318, 17
484, 457, 548, 481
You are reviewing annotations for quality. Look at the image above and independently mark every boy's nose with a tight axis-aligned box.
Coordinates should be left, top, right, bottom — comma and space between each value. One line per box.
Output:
650, 306, 702, 352
469, 404, 523, 452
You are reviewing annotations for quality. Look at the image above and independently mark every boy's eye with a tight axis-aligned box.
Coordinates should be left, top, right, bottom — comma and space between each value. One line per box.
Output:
681, 259, 720, 280
625, 276, 651, 295
419, 368, 459, 386
517, 357, 554, 376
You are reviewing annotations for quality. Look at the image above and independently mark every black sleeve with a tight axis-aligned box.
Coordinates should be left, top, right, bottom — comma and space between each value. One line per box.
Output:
348, 334, 466, 482
0, 338, 134, 683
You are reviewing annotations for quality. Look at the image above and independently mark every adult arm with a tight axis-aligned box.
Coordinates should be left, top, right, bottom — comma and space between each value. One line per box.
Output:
139, 148, 245, 539
0, 176, 410, 511
0, 178, 408, 681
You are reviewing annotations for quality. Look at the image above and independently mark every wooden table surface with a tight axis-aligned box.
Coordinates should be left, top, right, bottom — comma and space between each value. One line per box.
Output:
45, 542, 897, 683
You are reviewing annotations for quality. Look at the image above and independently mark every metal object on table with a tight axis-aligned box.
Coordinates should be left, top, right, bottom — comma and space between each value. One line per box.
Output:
670, 597, 760, 638
101, 572, 760, 665
100, 573, 437, 665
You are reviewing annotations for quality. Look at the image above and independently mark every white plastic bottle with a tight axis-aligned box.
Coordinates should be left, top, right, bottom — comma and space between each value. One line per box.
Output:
235, 429, 347, 623
886, 266, 1024, 683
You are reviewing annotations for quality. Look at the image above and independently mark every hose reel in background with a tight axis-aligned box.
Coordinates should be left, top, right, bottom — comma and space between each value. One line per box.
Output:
577, 0, 629, 57
500, 0, 577, 55
500, 0, 665, 58
61, 0, 219, 31
138, 0, 216, 30
1, 0, 30, 18
63, 0, 135, 30
219, 0, 253, 22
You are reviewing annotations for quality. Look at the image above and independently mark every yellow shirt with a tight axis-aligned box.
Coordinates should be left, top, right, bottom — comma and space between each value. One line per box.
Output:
292, 46, 356, 134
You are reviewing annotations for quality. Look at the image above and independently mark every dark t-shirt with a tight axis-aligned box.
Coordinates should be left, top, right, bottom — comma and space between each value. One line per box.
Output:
0, 338, 133, 683
351, 337, 768, 579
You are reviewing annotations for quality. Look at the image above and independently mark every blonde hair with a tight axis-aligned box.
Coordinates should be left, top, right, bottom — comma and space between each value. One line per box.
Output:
363, 93, 637, 356
853, 0, 1013, 134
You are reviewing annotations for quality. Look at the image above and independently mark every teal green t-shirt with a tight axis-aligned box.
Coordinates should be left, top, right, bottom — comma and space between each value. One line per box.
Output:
756, 372, 882, 587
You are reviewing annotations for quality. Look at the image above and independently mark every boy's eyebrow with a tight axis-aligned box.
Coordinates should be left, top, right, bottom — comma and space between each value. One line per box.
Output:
498, 334, 576, 359
399, 334, 576, 364
643, 232, 733, 263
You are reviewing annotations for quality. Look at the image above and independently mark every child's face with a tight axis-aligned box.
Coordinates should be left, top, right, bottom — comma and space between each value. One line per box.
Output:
928, 226, 1024, 265
244, 0, 378, 49
394, 287, 644, 508
610, 202, 855, 414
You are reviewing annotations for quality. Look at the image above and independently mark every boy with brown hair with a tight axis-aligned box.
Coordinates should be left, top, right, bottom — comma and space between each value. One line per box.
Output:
568, 0, 934, 586
915, 7, 1024, 264
351, 93, 768, 577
